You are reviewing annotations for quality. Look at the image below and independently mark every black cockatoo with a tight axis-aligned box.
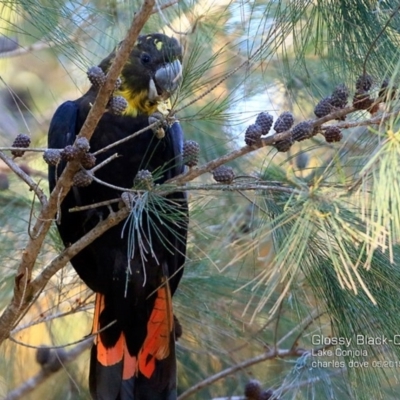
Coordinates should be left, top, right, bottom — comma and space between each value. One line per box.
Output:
47, 33, 187, 400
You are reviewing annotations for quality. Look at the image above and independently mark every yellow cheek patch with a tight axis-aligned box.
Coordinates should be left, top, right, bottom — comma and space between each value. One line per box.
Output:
154, 39, 163, 51
115, 88, 161, 117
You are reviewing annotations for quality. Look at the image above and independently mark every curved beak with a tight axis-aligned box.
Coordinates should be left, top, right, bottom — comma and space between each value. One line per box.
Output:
148, 59, 182, 101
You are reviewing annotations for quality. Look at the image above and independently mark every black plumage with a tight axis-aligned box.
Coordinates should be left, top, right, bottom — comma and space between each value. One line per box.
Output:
48, 34, 187, 400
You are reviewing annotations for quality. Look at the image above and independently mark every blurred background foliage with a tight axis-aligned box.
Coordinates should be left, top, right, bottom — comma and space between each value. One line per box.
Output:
2, 0, 400, 399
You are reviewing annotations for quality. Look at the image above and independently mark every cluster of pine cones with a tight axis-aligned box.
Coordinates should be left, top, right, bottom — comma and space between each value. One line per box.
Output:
11, 133, 96, 188
244, 74, 396, 152
182, 139, 235, 184
42, 138, 96, 187
10, 73, 396, 188
87, 66, 128, 115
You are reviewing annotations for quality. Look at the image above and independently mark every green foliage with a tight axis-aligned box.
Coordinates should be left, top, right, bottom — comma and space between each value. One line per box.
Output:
2, 0, 400, 399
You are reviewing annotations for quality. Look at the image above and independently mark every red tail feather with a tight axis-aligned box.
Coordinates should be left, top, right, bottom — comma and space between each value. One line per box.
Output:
92, 293, 137, 376
138, 284, 173, 378
123, 344, 137, 380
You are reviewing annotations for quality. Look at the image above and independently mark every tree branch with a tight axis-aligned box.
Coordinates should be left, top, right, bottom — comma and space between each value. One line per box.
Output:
210, 369, 344, 400
177, 347, 308, 400
169, 104, 400, 186
30, 207, 129, 293
0, 204, 128, 351
0, 0, 155, 345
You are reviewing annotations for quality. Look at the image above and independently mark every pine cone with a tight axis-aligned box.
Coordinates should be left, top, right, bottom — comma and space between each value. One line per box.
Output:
355, 74, 373, 92
314, 97, 333, 118
245, 124, 262, 146
74, 137, 90, 153
73, 170, 93, 187
255, 112, 273, 136
352, 90, 374, 110
291, 120, 314, 142
330, 84, 349, 108
80, 153, 96, 169
244, 380, 262, 400
87, 66, 107, 88
134, 169, 154, 188
183, 140, 200, 167
212, 166, 235, 184
11, 134, 31, 157
61, 145, 80, 162
274, 132, 293, 152
273, 111, 294, 133
43, 149, 61, 166
324, 126, 343, 143
109, 96, 128, 115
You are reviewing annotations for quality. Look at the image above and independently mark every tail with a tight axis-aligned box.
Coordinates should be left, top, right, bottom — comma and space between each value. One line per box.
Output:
89, 284, 177, 400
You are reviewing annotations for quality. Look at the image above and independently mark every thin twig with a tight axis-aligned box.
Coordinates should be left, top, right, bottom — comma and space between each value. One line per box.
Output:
30, 206, 130, 292
362, 4, 400, 75
210, 368, 344, 400
28, 185, 41, 239
327, 107, 400, 130
277, 311, 326, 347
177, 347, 308, 400
65, 182, 298, 214
91, 120, 161, 156
90, 176, 301, 194
0, 151, 47, 207
177, 183, 299, 193
11, 305, 92, 335
289, 312, 327, 351
9, 320, 116, 350
152, 0, 178, 13
69, 198, 120, 213
273, 300, 285, 350
90, 174, 130, 192
90, 152, 120, 173
0, 147, 49, 152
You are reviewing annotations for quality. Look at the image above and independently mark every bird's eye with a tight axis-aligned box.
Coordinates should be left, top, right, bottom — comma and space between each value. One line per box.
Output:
141, 53, 151, 64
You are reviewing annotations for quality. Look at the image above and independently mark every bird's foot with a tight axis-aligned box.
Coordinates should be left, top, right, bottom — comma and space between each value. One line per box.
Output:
148, 110, 176, 139
148, 111, 167, 139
